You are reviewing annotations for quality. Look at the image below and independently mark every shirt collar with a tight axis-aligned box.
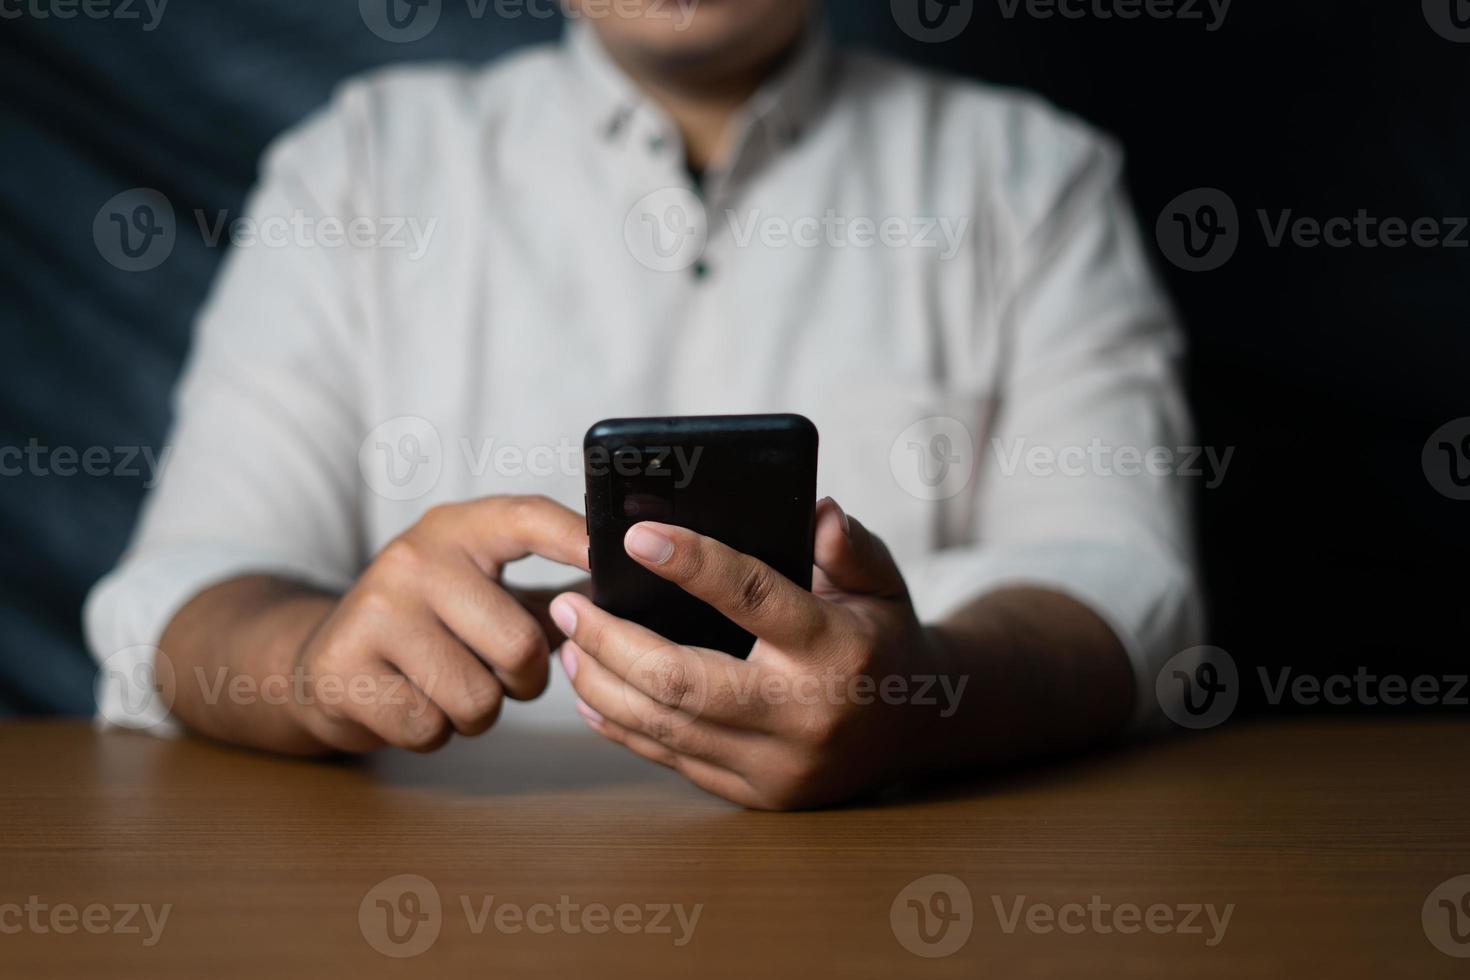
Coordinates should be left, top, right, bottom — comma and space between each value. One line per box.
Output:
565, 14, 835, 165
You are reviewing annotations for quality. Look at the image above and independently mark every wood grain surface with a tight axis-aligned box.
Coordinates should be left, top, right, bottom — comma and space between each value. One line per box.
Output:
1, 718, 1466, 978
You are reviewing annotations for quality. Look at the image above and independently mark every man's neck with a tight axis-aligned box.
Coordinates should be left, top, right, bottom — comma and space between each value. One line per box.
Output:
603, 40, 804, 171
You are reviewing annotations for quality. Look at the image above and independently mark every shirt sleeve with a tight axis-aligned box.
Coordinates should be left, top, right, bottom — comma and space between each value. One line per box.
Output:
904, 107, 1204, 732
83, 87, 375, 733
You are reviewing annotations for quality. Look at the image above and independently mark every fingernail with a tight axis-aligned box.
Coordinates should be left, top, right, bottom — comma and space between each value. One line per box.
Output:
625, 525, 674, 564
549, 596, 577, 637
559, 644, 579, 682
575, 699, 604, 727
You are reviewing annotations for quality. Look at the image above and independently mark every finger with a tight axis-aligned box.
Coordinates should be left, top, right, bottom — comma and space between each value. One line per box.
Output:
447, 495, 590, 573
339, 660, 454, 752
621, 521, 831, 648
576, 701, 762, 808
549, 592, 768, 729
424, 558, 551, 701
812, 498, 909, 600
377, 619, 506, 736
509, 580, 591, 646
298, 712, 387, 754
560, 641, 759, 762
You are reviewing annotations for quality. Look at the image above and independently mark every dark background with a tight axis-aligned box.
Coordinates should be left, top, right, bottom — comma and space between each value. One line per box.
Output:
1, 1, 1465, 716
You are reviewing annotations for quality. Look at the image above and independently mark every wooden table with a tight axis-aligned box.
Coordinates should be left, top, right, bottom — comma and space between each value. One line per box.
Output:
1, 717, 1466, 978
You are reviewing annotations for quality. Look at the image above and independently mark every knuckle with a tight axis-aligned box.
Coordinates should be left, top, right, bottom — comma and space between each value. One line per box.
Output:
375, 536, 428, 580
645, 656, 694, 710
458, 682, 504, 731
498, 627, 546, 675
641, 712, 677, 744
733, 563, 777, 617
399, 708, 451, 752
315, 717, 382, 754
349, 584, 399, 624
506, 494, 549, 526
420, 503, 456, 529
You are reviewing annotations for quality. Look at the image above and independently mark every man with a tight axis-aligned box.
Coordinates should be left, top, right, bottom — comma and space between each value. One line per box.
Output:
86, 0, 1200, 809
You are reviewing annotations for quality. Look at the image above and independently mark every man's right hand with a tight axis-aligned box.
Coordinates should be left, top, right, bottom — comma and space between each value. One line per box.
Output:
287, 495, 590, 753
158, 495, 588, 756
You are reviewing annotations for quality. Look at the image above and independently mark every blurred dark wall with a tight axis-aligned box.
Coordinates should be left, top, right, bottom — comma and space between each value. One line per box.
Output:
1, 1, 1465, 716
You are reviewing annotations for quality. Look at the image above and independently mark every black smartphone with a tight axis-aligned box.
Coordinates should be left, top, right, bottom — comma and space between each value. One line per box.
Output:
583, 414, 818, 658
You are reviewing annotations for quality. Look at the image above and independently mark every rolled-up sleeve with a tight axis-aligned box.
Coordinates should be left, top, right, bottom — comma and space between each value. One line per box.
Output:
84, 88, 374, 732
907, 110, 1203, 731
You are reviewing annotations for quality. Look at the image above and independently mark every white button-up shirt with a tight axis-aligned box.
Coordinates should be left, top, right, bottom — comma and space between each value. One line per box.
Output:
86, 22, 1201, 733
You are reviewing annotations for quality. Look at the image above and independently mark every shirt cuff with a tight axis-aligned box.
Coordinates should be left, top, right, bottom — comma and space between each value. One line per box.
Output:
902, 538, 1202, 732
83, 544, 355, 736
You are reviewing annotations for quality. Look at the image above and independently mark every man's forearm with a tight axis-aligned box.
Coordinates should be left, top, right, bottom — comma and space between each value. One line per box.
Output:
159, 576, 339, 755
917, 586, 1136, 772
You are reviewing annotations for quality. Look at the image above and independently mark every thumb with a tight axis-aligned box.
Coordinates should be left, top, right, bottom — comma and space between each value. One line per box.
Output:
812, 498, 909, 600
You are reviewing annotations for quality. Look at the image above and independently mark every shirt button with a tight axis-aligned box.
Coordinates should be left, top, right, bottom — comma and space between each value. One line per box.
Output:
648, 135, 667, 154
691, 259, 711, 280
